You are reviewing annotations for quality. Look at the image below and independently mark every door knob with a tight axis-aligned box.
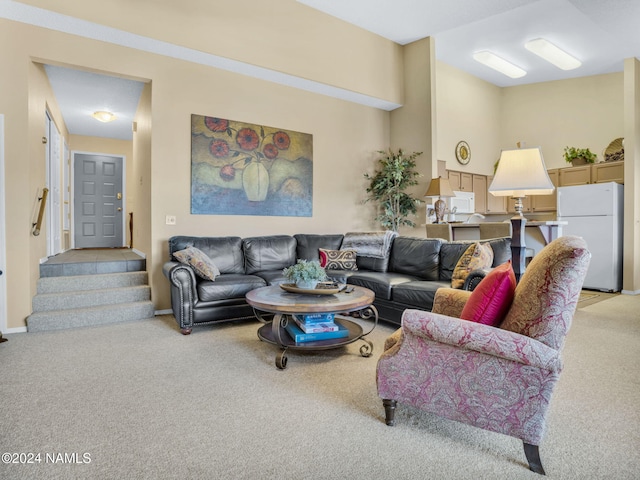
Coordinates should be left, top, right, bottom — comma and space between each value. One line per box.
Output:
117, 207, 122, 212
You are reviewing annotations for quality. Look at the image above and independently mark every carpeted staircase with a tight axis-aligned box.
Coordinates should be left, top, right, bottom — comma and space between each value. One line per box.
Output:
26, 249, 155, 332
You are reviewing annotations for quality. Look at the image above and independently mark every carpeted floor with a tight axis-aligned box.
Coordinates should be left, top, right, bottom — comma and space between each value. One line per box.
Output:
1, 294, 639, 479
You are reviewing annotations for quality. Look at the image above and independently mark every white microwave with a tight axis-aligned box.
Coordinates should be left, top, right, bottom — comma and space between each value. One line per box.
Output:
447, 191, 475, 214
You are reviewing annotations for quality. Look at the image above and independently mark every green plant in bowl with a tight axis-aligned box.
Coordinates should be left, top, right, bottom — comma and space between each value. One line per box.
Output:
283, 260, 327, 289
563, 146, 597, 166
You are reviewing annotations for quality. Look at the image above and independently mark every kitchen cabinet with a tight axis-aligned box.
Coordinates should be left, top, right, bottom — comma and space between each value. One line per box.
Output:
592, 161, 624, 184
447, 170, 473, 192
559, 165, 591, 186
472, 174, 487, 214
485, 175, 507, 214
531, 169, 559, 212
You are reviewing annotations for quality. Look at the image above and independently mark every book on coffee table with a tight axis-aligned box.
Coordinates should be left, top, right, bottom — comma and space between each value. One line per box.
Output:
285, 321, 348, 343
292, 317, 339, 333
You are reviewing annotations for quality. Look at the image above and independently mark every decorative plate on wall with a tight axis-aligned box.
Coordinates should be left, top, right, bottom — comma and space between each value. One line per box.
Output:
456, 141, 470, 165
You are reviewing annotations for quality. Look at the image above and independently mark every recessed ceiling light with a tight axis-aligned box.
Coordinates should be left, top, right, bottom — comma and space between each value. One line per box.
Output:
472, 51, 526, 79
524, 38, 581, 70
92, 111, 117, 123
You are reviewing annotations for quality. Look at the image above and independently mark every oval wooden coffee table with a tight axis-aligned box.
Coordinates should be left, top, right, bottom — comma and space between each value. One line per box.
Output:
246, 285, 378, 369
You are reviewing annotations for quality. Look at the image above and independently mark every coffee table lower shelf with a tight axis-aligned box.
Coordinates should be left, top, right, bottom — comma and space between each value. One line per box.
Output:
257, 316, 375, 369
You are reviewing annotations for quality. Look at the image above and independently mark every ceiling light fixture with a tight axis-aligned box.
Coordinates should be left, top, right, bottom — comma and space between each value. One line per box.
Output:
92, 110, 117, 123
524, 38, 581, 70
472, 51, 526, 79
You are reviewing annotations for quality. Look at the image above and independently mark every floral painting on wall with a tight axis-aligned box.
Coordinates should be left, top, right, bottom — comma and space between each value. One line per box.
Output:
191, 114, 313, 216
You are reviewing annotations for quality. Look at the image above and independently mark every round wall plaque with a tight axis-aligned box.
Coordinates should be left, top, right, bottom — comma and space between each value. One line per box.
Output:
455, 141, 470, 165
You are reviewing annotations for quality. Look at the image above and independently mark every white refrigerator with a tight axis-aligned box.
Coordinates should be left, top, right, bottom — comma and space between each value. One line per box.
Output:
557, 182, 624, 292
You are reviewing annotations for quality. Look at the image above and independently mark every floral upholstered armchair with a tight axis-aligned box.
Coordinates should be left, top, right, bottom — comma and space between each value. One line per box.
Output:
376, 236, 590, 475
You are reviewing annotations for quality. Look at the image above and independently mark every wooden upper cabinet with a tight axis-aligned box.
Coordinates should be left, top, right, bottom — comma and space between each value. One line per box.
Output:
559, 165, 591, 186
558, 161, 624, 186
485, 175, 507, 214
592, 161, 624, 184
472, 174, 487, 214
447, 170, 473, 191
531, 169, 559, 212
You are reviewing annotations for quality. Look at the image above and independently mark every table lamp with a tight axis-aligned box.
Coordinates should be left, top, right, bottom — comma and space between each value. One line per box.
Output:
489, 146, 554, 280
424, 176, 455, 224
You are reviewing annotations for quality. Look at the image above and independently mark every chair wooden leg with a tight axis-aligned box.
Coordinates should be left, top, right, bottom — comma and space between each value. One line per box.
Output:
523, 442, 546, 475
382, 399, 396, 426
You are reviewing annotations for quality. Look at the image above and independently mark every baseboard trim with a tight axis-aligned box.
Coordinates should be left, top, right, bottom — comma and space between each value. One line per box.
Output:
155, 309, 172, 315
5, 326, 27, 334
621, 289, 640, 295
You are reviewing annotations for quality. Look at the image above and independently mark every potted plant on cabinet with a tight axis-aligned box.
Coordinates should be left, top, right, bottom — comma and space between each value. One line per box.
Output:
563, 146, 597, 166
364, 149, 423, 232
283, 260, 327, 289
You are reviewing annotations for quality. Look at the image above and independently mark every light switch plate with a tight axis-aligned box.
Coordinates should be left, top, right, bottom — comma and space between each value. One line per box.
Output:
166, 215, 176, 225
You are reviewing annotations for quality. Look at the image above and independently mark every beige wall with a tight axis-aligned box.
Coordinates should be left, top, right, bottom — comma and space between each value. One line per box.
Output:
501, 73, 624, 168
390, 37, 437, 236
1, 17, 396, 327
16, 0, 403, 107
69, 135, 135, 247
436, 61, 502, 175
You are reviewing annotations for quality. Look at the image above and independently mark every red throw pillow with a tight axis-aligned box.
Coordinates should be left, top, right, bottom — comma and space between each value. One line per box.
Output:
460, 260, 516, 326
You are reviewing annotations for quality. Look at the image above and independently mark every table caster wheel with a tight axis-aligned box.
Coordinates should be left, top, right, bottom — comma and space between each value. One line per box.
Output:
276, 351, 288, 369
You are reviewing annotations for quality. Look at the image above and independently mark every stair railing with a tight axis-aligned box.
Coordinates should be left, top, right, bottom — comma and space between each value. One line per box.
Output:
32, 187, 48, 236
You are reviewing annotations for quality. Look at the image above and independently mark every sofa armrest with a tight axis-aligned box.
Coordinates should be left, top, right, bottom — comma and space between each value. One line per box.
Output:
463, 268, 489, 291
163, 261, 198, 332
400, 309, 562, 372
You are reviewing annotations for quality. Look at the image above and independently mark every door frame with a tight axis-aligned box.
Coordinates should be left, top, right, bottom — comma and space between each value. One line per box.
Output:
45, 111, 63, 257
0, 114, 7, 334
71, 151, 127, 249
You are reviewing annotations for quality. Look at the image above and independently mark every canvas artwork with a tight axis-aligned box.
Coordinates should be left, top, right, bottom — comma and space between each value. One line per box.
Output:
191, 114, 313, 216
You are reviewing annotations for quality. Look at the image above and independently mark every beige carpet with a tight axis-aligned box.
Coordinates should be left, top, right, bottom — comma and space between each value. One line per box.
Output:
1, 294, 639, 479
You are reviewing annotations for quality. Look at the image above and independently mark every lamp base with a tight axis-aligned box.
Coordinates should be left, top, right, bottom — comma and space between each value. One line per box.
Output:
510, 215, 527, 282
434, 198, 447, 224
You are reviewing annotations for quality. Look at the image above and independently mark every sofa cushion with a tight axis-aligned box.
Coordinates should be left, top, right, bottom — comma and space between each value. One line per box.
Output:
388, 237, 442, 280
169, 236, 244, 274
319, 248, 358, 270
173, 246, 220, 281
347, 271, 420, 300
391, 280, 451, 310
451, 242, 494, 288
440, 239, 506, 282
294, 234, 344, 262
460, 261, 516, 326
243, 235, 297, 275
197, 274, 267, 302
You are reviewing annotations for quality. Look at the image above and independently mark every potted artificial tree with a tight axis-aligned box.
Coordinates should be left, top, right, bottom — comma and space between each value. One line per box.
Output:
283, 260, 327, 289
563, 146, 597, 166
364, 149, 422, 232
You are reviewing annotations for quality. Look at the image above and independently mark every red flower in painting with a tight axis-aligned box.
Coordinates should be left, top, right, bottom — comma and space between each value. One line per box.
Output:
219, 164, 236, 181
204, 117, 229, 132
263, 143, 278, 159
209, 139, 230, 157
273, 131, 290, 150
236, 128, 260, 151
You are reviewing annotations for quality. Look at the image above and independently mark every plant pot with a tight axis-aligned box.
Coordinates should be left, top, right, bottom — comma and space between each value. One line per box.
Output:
295, 280, 318, 290
570, 157, 589, 166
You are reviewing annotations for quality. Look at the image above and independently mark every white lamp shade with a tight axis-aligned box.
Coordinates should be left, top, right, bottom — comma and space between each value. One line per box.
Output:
489, 147, 554, 197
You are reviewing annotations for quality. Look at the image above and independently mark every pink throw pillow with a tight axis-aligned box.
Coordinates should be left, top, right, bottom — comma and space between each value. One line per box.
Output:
460, 261, 516, 326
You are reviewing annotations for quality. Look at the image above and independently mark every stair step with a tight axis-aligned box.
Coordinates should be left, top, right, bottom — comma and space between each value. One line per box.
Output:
27, 301, 155, 333
32, 285, 151, 312
37, 271, 149, 294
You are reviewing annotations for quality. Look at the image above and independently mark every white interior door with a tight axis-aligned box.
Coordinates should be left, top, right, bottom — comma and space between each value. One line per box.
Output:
0, 114, 7, 334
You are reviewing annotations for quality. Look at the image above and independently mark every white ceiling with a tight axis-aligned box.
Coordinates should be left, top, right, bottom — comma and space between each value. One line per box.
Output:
15, 0, 640, 140
299, 0, 640, 87
43, 65, 145, 141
